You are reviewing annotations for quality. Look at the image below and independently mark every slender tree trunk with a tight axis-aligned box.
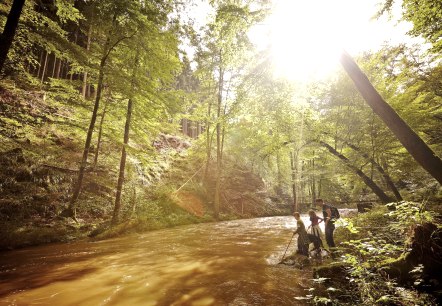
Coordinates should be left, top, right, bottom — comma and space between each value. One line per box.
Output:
82, 24, 92, 98
311, 154, 316, 205
340, 50, 442, 185
300, 161, 305, 208
69, 27, 79, 82
51, 56, 57, 78
214, 66, 224, 220
62, 61, 68, 79
197, 122, 201, 137
40, 51, 49, 84
129, 186, 137, 218
55, 57, 61, 79
182, 118, 188, 135
67, 65, 105, 216
112, 48, 139, 225
276, 151, 282, 190
36, 50, 44, 78
319, 140, 393, 203
203, 98, 213, 181
0, 0, 26, 73
92, 99, 108, 169
290, 151, 297, 213
332, 135, 403, 201
112, 98, 133, 225
67, 35, 113, 218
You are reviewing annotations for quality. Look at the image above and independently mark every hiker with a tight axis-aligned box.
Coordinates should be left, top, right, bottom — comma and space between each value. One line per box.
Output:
316, 198, 337, 248
293, 212, 309, 256
307, 233, 323, 258
308, 209, 324, 247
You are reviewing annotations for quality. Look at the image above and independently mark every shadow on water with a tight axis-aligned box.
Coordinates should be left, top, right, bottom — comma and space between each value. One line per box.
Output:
0, 216, 312, 305
0, 241, 122, 298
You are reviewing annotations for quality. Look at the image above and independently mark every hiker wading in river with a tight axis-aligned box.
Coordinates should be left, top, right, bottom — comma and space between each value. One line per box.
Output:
316, 198, 336, 248
293, 212, 309, 256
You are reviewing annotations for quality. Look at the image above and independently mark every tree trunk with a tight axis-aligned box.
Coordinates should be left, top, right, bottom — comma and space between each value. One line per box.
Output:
290, 151, 297, 212
0, 0, 26, 73
64, 62, 69, 79
40, 51, 49, 84
344, 138, 402, 201
62, 61, 68, 79
51, 55, 57, 78
319, 140, 393, 203
129, 186, 137, 218
92, 99, 108, 169
340, 50, 442, 185
182, 118, 188, 136
214, 66, 224, 220
300, 161, 305, 207
69, 27, 79, 82
323, 131, 403, 201
203, 98, 213, 181
36, 50, 44, 78
276, 151, 283, 190
67, 64, 105, 217
82, 24, 92, 98
112, 98, 133, 225
55, 57, 61, 79
67, 35, 113, 218
112, 46, 139, 225
311, 155, 316, 206
197, 122, 201, 137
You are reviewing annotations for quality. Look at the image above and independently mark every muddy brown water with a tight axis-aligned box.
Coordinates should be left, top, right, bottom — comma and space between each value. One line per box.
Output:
0, 216, 315, 305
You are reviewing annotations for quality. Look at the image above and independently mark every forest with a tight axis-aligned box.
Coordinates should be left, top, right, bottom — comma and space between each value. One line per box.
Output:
0, 0, 441, 305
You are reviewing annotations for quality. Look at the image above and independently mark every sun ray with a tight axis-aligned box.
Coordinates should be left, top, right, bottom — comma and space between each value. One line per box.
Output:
249, 0, 412, 82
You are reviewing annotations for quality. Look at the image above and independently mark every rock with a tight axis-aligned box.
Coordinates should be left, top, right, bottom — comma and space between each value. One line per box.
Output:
281, 253, 311, 269
357, 202, 373, 213
381, 222, 442, 287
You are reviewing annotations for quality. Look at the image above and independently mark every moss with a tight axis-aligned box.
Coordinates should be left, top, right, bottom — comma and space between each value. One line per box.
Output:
0, 220, 92, 250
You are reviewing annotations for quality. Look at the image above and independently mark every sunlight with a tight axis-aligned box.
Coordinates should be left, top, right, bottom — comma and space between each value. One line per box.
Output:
255, 0, 409, 81
269, 0, 343, 81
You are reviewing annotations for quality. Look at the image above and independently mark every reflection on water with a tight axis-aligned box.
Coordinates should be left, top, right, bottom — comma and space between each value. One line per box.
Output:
0, 216, 313, 305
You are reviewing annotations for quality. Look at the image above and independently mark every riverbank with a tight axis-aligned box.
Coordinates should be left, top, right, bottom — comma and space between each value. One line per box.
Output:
0, 85, 289, 250
307, 202, 441, 305
0, 206, 291, 251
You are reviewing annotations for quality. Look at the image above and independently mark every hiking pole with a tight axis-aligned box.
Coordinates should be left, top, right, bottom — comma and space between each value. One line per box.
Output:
280, 232, 296, 263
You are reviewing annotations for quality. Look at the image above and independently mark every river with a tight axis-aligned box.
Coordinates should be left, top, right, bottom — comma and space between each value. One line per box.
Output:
0, 216, 314, 305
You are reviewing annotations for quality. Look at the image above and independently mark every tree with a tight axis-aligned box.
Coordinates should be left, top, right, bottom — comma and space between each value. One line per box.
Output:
379, 0, 442, 53
66, 1, 141, 218
329, 134, 403, 201
340, 51, 442, 185
318, 141, 393, 203
0, 0, 26, 73
110, 1, 181, 224
196, 0, 267, 219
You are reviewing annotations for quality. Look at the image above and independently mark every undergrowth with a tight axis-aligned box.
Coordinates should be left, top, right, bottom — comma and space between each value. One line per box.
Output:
308, 202, 440, 305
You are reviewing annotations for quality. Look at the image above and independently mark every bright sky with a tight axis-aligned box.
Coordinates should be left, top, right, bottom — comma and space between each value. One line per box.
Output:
184, 0, 420, 82
249, 0, 417, 81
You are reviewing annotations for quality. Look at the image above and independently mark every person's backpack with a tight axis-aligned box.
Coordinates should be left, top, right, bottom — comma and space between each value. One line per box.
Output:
330, 206, 340, 219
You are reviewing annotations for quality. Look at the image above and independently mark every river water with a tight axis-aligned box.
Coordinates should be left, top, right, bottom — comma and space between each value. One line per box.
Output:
0, 216, 314, 305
